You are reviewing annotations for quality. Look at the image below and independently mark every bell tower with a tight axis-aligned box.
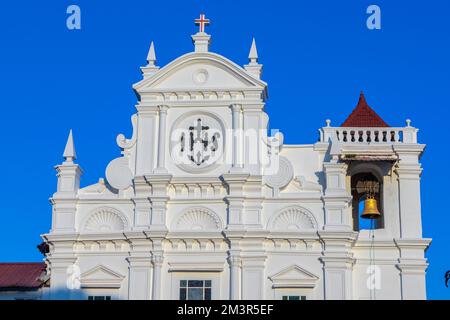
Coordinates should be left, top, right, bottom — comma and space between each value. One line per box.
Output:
318, 92, 431, 300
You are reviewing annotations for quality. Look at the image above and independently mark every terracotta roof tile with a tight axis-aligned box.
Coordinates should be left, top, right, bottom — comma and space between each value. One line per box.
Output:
0, 263, 46, 289
341, 92, 389, 127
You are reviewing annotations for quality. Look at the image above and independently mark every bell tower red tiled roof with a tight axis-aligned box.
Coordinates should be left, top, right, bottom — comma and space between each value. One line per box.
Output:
341, 92, 389, 127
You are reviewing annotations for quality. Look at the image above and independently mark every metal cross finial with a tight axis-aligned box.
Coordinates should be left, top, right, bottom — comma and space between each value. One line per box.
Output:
195, 14, 210, 33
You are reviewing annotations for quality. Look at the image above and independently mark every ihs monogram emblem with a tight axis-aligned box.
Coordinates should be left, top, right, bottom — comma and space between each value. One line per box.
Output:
180, 118, 220, 166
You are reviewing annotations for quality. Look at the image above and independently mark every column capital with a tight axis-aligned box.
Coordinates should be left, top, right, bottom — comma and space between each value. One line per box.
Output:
230, 104, 242, 112
151, 253, 164, 266
126, 255, 153, 267
227, 255, 242, 267
158, 105, 169, 113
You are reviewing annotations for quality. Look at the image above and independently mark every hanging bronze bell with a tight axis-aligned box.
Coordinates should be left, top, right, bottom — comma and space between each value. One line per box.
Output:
361, 197, 381, 219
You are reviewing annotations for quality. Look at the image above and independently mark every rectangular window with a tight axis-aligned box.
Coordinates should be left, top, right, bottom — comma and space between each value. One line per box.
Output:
88, 296, 111, 301
179, 280, 212, 300
282, 295, 306, 300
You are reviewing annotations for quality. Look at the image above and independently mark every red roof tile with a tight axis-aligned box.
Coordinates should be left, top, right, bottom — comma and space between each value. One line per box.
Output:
0, 263, 46, 289
341, 92, 389, 127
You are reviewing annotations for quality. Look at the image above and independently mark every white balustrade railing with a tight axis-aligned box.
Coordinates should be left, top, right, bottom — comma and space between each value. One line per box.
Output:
319, 120, 418, 144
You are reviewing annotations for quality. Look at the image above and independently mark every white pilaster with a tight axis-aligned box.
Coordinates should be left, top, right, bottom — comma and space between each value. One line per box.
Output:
242, 105, 265, 175
230, 104, 243, 172
154, 105, 169, 174
151, 253, 164, 300
44, 234, 78, 299
319, 231, 357, 300
322, 162, 352, 231
228, 255, 241, 300
147, 174, 172, 230
132, 176, 152, 230
394, 239, 431, 300
395, 163, 423, 238
135, 107, 158, 175
222, 173, 249, 229
125, 233, 153, 300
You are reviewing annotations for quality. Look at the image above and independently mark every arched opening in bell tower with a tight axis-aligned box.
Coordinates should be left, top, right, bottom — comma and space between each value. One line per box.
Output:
351, 172, 384, 231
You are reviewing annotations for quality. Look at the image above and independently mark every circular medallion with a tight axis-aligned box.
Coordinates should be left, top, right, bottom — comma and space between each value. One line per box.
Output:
192, 69, 209, 85
265, 156, 293, 189
105, 157, 133, 190
170, 112, 225, 172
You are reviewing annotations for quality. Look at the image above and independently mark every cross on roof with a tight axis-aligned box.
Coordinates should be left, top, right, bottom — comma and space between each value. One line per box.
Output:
195, 14, 210, 33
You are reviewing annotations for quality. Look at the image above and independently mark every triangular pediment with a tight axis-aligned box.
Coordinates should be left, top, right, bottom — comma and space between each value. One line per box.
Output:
269, 265, 319, 288
80, 265, 125, 288
133, 52, 267, 92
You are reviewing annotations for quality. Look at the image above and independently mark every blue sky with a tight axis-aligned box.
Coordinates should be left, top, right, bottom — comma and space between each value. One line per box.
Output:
0, 1, 448, 299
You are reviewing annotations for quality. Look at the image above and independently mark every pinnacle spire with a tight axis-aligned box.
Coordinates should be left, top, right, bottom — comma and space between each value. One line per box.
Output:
341, 92, 389, 127
147, 41, 156, 66
244, 38, 262, 79
248, 38, 258, 63
63, 129, 77, 162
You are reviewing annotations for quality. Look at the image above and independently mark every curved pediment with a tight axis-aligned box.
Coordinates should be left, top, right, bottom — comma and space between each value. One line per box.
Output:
133, 52, 267, 93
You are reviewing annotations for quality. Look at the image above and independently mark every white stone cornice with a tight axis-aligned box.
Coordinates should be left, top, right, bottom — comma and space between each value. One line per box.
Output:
43, 233, 79, 242
143, 230, 168, 239
76, 198, 131, 204
267, 231, 319, 240
123, 230, 147, 240
392, 143, 426, 154
396, 259, 429, 274
77, 232, 127, 241
318, 230, 358, 240
49, 196, 79, 203
166, 231, 223, 239
353, 239, 397, 248
355, 258, 400, 265
394, 238, 432, 248
170, 176, 223, 184
126, 255, 153, 267
394, 164, 423, 178
264, 196, 323, 203
321, 194, 353, 203
135, 105, 159, 113
318, 231, 358, 254
319, 255, 355, 267
133, 52, 267, 90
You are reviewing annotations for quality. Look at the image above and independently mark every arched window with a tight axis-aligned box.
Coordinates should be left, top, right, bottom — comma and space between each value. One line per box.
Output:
351, 172, 384, 231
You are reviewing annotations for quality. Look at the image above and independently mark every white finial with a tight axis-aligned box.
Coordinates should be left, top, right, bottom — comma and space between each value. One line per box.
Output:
249, 38, 258, 64
326, 119, 331, 127
406, 119, 411, 127
147, 41, 156, 66
63, 129, 76, 162
141, 41, 160, 78
244, 38, 262, 79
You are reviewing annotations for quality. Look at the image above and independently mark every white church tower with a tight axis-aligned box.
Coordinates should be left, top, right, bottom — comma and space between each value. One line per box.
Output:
42, 15, 431, 300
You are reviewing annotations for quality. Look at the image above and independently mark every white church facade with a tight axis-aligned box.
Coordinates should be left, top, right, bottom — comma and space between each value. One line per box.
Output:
40, 15, 431, 300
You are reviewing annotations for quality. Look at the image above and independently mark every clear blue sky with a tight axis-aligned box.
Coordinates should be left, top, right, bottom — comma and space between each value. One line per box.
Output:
0, 1, 448, 299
